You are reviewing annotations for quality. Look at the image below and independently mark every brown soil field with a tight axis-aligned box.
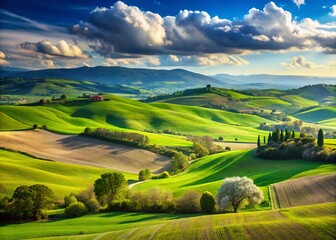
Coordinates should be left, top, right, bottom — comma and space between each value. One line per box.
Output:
0, 130, 170, 173
272, 174, 336, 208
214, 142, 256, 150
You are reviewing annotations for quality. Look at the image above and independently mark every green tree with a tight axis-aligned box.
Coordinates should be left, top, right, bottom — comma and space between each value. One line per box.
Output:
317, 129, 324, 147
8, 184, 54, 220
257, 135, 261, 147
200, 191, 216, 213
285, 129, 290, 141
172, 152, 189, 173
94, 172, 127, 207
60, 94, 67, 101
33, 124, 38, 130
291, 130, 295, 139
139, 169, 152, 181
267, 132, 272, 144
84, 127, 93, 135
275, 128, 280, 142
263, 136, 266, 145
64, 202, 87, 218
176, 190, 201, 213
280, 129, 284, 142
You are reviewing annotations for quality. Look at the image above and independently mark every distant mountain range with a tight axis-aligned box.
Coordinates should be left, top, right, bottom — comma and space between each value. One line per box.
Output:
1, 66, 335, 94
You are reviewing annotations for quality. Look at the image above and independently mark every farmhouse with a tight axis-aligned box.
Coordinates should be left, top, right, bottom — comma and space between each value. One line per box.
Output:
90, 95, 104, 101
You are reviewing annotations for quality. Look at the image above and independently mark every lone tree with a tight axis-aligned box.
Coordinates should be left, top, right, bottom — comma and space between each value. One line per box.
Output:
317, 129, 324, 147
94, 172, 127, 207
8, 184, 54, 220
216, 176, 264, 213
200, 191, 216, 213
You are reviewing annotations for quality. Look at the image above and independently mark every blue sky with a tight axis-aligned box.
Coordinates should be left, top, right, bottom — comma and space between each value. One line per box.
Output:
0, 0, 335, 76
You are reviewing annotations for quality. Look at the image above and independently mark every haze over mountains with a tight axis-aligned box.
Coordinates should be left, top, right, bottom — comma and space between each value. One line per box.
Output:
1, 66, 335, 94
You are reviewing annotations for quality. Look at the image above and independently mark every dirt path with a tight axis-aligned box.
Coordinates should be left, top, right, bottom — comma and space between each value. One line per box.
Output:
0, 130, 170, 174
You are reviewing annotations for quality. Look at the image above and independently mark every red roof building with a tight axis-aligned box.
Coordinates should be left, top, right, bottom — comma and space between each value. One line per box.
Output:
90, 95, 104, 101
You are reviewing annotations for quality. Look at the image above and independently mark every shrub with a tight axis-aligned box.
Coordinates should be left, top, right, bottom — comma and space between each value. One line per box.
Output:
64, 194, 78, 207
86, 198, 100, 213
193, 142, 209, 157
41, 125, 47, 130
225, 146, 231, 151
159, 171, 170, 178
171, 152, 189, 173
139, 169, 152, 181
200, 191, 216, 213
64, 202, 87, 218
176, 190, 201, 213
33, 124, 38, 129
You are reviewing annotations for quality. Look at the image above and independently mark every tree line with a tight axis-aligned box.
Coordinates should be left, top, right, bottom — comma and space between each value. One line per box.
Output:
0, 174, 264, 221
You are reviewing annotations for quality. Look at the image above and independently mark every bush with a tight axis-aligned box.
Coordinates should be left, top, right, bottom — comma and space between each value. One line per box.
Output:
64, 202, 87, 218
172, 152, 189, 173
200, 191, 216, 213
33, 124, 38, 129
139, 169, 152, 181
225, 146, 231, 151
64, 194, 78, 207
176, 190, 201, 213
86, 198, 100, 213
159, 171, 170, 178
41, 125, 47, 130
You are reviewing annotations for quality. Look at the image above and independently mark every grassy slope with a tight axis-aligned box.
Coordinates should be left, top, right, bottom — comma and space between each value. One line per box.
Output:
0, 95, 275, 142
133, 150, 336, 203
280, 95, 318, 108
1, 203, 335, 240
0, 149, 137, 199
294, 107, 336, 123
0, 112, 30, 130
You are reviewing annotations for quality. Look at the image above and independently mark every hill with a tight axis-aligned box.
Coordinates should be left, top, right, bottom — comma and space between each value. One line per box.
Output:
0, 130, 170, 174
0, 149, 137, 198
1, 66, 227, 93
0, 77, 141, 97
294, 107, 336, 125
0, 95, 276, 142
1, 202, 334, 240
143, 85, 334, 114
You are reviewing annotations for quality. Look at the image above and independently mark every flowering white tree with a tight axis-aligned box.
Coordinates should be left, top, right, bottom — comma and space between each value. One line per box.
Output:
216, 176, 264, 213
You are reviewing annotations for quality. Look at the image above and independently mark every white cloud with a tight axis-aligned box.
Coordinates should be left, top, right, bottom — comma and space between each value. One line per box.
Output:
104, 56, 160, 66
38, 55, 56, 68
281, 56, 319, 69
72, 1, 336, 57
20, 40, 88, 58
0, 51, 9, 65
195, 54, 249, 66
169, 55, 180, 62
330, 5, 336, 17
293, 0, 305, 8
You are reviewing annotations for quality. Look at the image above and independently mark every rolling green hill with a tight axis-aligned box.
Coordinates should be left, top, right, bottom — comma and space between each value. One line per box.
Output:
294, 107, 336, 124
133, 150, 335, 202
0, 95, 275, 142
1, 202, 334, 240
0, 149, 137, 199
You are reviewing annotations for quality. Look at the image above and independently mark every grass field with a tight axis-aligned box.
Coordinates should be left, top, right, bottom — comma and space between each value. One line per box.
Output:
0, 149, 137, 199
271, 174, 336, 208
280, 95, 319, 108
294, 107, 336, 123
0, 203, 334, 240
0, 95, 275, 142
133, 150, 336, 203
0, 130, 171, 174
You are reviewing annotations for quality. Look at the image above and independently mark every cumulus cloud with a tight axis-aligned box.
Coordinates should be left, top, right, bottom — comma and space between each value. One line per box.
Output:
330, 5, 336, 17
20, 40, 88, 58
281, 56, 319, 69
293, 0, 305, 8
104, 56, 160, 66
0, 51, 9, 65
72, 1, 336, 57
38, 55, 56, 68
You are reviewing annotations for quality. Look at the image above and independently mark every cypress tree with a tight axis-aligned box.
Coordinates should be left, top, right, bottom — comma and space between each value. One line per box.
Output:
257, 135, 261, 147
285, 129, 290, 141
317, 129, 324, 147
263, 136, 266, 145
280, 129, 284, 142
275, 128, 280, 142
268, 132, 272, 144
291, 130, 295, 139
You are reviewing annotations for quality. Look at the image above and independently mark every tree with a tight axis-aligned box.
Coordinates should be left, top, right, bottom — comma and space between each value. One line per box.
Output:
193, 142, 209, 157
33, 124, 38, 130
8, 184, 54, 220
206, 84, 212, 89
291, 130, 295, 139
280, 129, 284, 142
267, 132, 272, 144
139, 169, 152, 181
60, 94, 67, 101
285, 129, 290, 141
218, 136, 223, 141
84, 127, 93, 135
263, 136, 266, 145
216, 176, 264, 213
275, 128, 280, 142
257, 135, 261, 147
200, 191, 216, 213
94, 172, 127, 207
318, 129, 324, 147
64, 202, 87, 218
172, 152, 189, 173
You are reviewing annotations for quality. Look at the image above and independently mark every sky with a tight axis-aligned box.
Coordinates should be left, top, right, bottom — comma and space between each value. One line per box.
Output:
0, 0, 335, 76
